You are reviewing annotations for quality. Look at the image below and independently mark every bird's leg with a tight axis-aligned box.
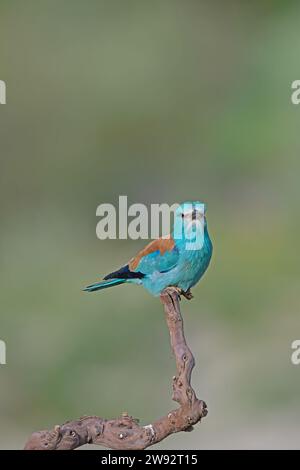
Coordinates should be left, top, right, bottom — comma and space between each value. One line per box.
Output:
181, 288, 194, 300
166, 286, 182, 301
165, 286, 194, 301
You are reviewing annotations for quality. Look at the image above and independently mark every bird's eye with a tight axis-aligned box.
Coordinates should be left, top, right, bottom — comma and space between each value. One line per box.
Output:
181, 213, 184, 218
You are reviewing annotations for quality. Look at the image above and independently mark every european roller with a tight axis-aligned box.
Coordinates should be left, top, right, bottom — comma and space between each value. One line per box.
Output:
84, 201, 213, 299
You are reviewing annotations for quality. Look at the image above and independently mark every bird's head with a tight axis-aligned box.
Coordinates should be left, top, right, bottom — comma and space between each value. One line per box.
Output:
173, 201, 207, 250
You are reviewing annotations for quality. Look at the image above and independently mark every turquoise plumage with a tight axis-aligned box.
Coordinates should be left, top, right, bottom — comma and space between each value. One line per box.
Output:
84, 201, 213, 298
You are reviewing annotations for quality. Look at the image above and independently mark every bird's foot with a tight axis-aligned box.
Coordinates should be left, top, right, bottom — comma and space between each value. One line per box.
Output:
165, 286, 182, 301
165, 286, 193, 301
181, 288, 194, 300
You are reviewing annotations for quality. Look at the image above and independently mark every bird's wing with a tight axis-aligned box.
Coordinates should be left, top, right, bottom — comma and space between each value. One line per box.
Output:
128, 236, 179, 275
103, 236, 179, 280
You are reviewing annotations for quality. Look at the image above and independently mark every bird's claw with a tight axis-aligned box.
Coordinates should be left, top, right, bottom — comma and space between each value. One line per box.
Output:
181, 289, 194, 300
166, 287, 193, 301
166, 286, 182, 300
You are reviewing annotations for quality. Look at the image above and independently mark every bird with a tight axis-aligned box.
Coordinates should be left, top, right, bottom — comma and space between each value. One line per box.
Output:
84, 201, 213, 299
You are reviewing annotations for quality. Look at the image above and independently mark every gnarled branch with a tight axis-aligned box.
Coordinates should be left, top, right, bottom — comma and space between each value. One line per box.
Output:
24, 288, 207, 450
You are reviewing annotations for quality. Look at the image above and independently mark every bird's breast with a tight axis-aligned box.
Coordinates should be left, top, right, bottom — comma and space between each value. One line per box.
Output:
179, 233, 212, 275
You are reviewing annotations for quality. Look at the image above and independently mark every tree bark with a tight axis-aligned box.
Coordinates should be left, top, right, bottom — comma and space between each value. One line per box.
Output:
24, 288, 207, 450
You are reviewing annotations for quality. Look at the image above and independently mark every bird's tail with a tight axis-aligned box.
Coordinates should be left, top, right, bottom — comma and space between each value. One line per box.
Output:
83, 278, 125, 292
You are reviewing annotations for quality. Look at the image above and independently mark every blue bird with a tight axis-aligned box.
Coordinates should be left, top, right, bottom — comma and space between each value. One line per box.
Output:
84, 201, 213, 299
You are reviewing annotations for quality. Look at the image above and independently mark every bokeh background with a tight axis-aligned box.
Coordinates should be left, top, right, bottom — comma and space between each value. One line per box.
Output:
1, 0, 300, 449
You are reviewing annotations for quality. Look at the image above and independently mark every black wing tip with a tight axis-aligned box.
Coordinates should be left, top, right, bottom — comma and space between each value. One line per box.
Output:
104, 264, 144, 280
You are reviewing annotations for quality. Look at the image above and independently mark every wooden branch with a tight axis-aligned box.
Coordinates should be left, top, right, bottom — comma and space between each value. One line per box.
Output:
24, 288, 207, 450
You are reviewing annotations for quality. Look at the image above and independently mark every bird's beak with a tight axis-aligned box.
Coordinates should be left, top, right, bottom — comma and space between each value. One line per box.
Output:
192, 209, 198, 220
192, 209, 205, 220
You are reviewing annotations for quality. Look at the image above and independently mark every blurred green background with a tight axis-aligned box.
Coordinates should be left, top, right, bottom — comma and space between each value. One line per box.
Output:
1, 0, 300, 449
